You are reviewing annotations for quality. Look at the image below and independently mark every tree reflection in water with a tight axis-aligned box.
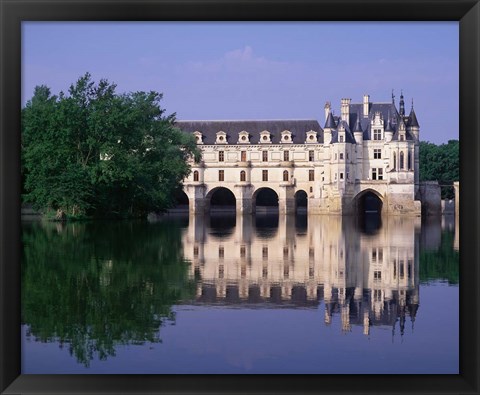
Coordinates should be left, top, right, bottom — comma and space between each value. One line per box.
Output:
22, 220, 195, 366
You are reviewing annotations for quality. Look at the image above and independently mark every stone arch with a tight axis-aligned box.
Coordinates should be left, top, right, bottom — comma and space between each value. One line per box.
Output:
206, 186, 237, 211
353, 189, 384, 215
294, 190, 308, 213
252, 187, 279, 213
171, 189, 189, 211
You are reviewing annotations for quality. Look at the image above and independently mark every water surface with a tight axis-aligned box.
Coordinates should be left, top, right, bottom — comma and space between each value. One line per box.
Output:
21, 214, 459, 374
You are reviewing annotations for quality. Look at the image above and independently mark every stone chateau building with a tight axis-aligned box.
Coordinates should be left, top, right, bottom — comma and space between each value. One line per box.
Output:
176, 92, 421, 215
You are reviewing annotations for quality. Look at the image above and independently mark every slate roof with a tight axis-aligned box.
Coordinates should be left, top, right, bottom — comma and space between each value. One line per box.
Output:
348, 102, 414, 141
175, 119, 324, 144
330, 120, 356, 144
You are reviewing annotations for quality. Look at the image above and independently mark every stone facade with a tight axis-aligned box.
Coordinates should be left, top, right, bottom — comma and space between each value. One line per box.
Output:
177, 93, 422, 216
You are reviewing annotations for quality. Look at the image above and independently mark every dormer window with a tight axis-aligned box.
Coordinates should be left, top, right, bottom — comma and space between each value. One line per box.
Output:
238, 131, 250, 144
193, 131, 204, 144
216, 131, 227, 144
306, 130, 317, 143
281, 130, 292, 143
259, 130, 272, 144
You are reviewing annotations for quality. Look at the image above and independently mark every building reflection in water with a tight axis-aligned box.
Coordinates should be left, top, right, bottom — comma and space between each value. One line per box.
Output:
182, 214, 425, 338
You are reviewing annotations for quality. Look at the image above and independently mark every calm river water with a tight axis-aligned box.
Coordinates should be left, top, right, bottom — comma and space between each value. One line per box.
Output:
21, 213, 459, 374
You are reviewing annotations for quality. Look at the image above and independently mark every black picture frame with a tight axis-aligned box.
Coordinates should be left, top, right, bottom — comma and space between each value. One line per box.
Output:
1, 0, 479, 394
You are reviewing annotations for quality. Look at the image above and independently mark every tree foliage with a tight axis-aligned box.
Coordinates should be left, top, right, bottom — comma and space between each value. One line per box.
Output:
22, 220, 195, 366
419, 140, 459, 198
22, 73, 199, 218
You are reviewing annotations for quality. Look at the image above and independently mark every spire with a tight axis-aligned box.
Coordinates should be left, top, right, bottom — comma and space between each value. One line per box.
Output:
324, 111, 336, 129
353, 112, 363, 133
399, 90, 405, 116
385, 111, 394, 132
391, 89, 395, 104
407, 100, 420, 128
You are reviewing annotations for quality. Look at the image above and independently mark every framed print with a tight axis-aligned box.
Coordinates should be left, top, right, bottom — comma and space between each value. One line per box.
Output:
1, 0, 479, 393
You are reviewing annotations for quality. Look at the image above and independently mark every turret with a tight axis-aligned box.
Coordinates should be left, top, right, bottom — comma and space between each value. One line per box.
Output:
353, 113, 363, 144
323, 111, 336, 146
407, 99, 420, 141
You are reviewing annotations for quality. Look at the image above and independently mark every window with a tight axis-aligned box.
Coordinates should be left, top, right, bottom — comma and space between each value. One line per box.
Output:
240, 245, 246, 257
219, 170, 224, 181
335, 173, 337, 180
193, 246, 199, 257
284, 150, 289, 161
263, 151, 268, 162
335, 153, 337, 160
262, 246, 268, 258
240, 170, 246, 182
219, 265, 224, 278
218, 246, 224, 258
339, 135, 344, 143
400, 151, 405, 169
309, 150, 314, 162
241, 151, 246, 161
373, 129, 382, 140
378, 168, 383, 180
309, 170, 315, 181
284, 265, 289, 278
374, 271, 382, 280
340, 172, 344, 180
373, 149, 382, 159
347, 153, 349, 159
193, 171, 199, 181
372, 168, 377, 180
346, 172, 349, 179
283, 170, 289, 182
283, 247, 289, 259
262, 170, 268, 181
339, 153, 344, 160
400, 261, 405, 279
400, 134, 405, 141
408, 151, 412, 170
393, 152, 397, 170
310, 186, 313, 192
262, 265, 268, 278
219, 151, 224, 162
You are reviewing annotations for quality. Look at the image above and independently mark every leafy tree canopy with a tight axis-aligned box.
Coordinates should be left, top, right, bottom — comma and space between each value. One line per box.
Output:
22, 73, 200, 218
419, 139, 459, 198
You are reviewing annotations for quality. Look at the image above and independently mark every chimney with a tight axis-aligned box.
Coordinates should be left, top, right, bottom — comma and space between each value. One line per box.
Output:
363, 94, 370, 117
324, 101, 331, 123
340, 98, 351, 123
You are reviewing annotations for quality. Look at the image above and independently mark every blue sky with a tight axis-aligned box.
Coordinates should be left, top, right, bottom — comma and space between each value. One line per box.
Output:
22, 22, 458, 144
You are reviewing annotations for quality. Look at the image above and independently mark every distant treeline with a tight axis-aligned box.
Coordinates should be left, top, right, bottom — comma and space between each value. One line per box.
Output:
419, 140, 459, 199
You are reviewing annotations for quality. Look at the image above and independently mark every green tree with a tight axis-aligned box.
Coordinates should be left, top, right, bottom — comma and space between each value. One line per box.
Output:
22, 73, 199, 218
419, 140, 459, 198
22, 220, 196, 366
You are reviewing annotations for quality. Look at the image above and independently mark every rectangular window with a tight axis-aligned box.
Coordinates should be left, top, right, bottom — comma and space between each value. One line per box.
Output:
262, 265, 268, 278
241, 151, 246, 161
372, 168, 377, 180
240, 245, 246, 258
346, 172, 349, 179
219, 151, 224, 162
219, 170, 224, 181
373, 149, 382, 159
284, 150, 289, 161
309, 170, 315, 181
340, 172, 344, 180
263, 151, 268, 162
309, 150, 314, 162
378, 168, 383, 180
262, 170, 268, 181
219, 265, 224, 279
339, 153, 344, 160
339, 135, 344, 143
347, 153, 349, 159
374, 271, 382, 280
373, 129, 382, 140
262, 246, 268, 258
218, 246, 224, 258
335, 173, 337, 180
335, 153, 337, 160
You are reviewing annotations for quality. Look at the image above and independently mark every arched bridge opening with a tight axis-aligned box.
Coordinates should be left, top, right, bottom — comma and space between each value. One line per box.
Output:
253, 188, 279, 215
295, 190, 308, 214
354, 190, 383, 234
170, 188, 189, 212
208, 187, 236, 213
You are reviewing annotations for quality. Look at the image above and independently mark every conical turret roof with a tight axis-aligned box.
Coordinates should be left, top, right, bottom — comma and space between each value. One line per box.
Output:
407, 108, 420, 128
353, 113, 363, 133
324, 111, 336, 129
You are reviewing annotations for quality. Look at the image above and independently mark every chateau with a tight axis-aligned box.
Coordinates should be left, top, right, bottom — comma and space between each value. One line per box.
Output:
176, 92, 421, 215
